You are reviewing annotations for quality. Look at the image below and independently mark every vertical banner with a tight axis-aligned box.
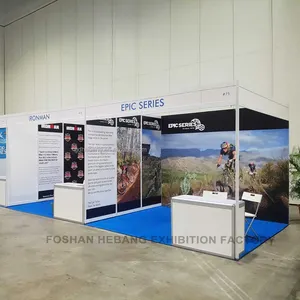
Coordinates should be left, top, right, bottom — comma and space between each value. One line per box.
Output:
38, 123, 63, 199
85, 118, 117, 221
0, 127, 7, 177
0, 128, 6, 159
64, 123, 85, 184
117, 116, 141, 212
142, 116, 162, 206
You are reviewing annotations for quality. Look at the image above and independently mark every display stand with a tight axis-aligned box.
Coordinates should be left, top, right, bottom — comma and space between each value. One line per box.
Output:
171, 195, 245, 259
0, 82, 289, 260
54, 183, 85, 223
0, 176, 6, 206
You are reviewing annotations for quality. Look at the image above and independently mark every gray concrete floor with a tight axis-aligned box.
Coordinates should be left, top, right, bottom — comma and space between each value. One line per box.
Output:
0, 206, 300, 300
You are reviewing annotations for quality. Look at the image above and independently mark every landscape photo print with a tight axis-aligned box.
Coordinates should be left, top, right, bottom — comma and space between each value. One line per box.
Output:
161, 109, 289, 223
161, 109, 236, 204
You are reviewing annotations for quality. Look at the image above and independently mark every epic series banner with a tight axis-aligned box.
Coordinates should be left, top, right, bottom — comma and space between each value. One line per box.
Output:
161, 109, 236, 203
161, 108, 289, 224
142, 116, 162, 207
117, 116, 141, 212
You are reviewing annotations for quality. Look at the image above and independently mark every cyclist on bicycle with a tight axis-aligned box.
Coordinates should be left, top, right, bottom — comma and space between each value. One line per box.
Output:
248, 162, 256, 175
119, 164, 127, 185
217, 142, 236, 168
121, 163, 132, 183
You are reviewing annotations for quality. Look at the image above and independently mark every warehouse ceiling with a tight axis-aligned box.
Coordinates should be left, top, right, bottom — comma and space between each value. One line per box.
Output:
0, 0, 55, 26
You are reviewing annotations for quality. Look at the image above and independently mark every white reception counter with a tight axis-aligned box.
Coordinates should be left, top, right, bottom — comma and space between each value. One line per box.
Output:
54, 183, 85, 223
171, 195, 245, 260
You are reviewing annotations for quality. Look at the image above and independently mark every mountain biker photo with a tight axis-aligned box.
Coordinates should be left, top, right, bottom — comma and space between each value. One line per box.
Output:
217, 142, 236, 168
248, 162, 256, 175
120, 164, 129, 182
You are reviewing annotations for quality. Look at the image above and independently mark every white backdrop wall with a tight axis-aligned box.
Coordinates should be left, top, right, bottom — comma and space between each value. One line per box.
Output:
3, 0, 298, 115
272, 0, 300, 150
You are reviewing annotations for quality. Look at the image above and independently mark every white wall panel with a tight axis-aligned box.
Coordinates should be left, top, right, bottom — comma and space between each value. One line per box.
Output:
113, 0, 137, 80
45, 1, 61, 110
112, 0, 138, 101
77, 0, 94, 105
22, 16, 35, 112
2, 0, 298, 116
0, 27, 4, 114
170, 0, 198, 93
138, 0, 170, 75
61, 0, 77, 108
113, 76, 138, 102
272, 0, 295, 107
200, 0, 234, 87
171, 0, 199, 69
93, 0, 113, 105
234, 0, 273, 99
137, 0, 170, 98
138, 70, 169, 99
33, 8, 47, 111
272, 0, 300, 149
5, 21, 22, 114
170, 63, 199, 94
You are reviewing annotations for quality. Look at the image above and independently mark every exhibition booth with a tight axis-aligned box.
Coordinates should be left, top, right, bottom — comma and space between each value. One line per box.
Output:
0, 82, 289, 259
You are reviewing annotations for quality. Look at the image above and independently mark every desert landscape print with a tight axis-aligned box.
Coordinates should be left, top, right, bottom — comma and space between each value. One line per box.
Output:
162, 129, 289, 223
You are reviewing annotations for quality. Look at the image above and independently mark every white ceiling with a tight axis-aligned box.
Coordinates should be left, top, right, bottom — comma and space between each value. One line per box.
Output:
0, 0, 55, 26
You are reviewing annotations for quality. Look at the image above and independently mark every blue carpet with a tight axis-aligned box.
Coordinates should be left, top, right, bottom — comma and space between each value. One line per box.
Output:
7, 201, 288, 259
89, 206, 172, 245
87, 206, 288, 259
240, 219, 288, 258
9, 200, 54, 218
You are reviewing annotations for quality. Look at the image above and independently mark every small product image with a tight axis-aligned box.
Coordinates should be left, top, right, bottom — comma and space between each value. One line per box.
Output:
78, 170, 84, 178
71, 161, 78, 170
78, 152, 84, 160
65, 133, 71, 142
64, 152, 71, 161
64, 171, 71, 180
78, 134, 84, 142
71, 143, 78, 152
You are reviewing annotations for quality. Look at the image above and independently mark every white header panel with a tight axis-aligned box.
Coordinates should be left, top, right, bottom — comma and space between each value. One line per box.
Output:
87, 85, 236, 119
7, 107, 85, 124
